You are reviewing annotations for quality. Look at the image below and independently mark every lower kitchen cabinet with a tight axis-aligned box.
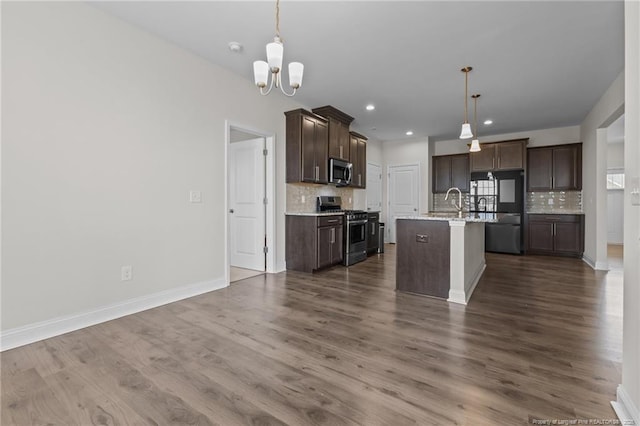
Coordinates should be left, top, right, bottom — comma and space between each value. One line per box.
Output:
526, 214, 584, 257
366, 212, 380, 254
286, 215, 343, 272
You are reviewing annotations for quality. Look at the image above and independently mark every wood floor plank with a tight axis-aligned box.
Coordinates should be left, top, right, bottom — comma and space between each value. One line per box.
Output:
1, 245, 622, 425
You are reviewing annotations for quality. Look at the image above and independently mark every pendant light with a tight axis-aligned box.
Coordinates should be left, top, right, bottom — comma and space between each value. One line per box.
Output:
470, 94, 481, 152
253, 0, 304, 97
459, 67, 473, 139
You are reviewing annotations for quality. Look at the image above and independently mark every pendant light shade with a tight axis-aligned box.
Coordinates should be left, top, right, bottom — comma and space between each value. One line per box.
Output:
469, 94, 482, 152
266, 38, 284, 72
459, 67, 473, 139
460, 123, 473, 139
253, 61, 269, 88
288, 62, 304, 88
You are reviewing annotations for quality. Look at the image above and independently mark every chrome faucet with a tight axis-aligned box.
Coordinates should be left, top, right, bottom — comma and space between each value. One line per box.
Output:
445, 187, 464, 218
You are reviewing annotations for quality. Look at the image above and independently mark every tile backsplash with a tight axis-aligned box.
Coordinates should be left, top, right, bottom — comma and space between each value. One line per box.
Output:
286, 183, 355, 212
433, 190, 583, 214
526, 190, 582, 213
432, 193, 471, 212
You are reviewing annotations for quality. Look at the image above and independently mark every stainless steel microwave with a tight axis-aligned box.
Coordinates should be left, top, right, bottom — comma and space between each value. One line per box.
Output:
329, 158, 352, 186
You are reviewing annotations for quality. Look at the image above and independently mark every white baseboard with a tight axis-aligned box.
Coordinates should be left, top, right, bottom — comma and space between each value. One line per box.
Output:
612, 384, 640, 425
582, 255, 609, 271
0, 277, 227, 352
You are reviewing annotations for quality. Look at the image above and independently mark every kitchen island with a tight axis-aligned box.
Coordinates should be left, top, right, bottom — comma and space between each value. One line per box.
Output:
395, 213, 496, 305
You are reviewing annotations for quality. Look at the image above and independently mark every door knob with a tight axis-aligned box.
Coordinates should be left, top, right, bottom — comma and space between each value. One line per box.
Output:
229, 209, 234, 213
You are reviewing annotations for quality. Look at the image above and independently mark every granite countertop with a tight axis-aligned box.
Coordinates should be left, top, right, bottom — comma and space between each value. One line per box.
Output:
526, 211, 584, 215
396, 212, 498, 223
285, 211, 345, 217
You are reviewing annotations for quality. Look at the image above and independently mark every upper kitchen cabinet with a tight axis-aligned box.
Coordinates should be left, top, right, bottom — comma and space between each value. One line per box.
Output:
527, 143, 582, 191
349, 132, 367, 188
285, 109, 329, 184
432, 154, 470, 193
470, 139, 528, 172
312, 106, 354, 162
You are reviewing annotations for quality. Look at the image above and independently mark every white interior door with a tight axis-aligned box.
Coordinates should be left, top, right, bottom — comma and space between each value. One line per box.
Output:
366, 163, 382, 213
388, 164, 420, 243
229, 137, 265, 271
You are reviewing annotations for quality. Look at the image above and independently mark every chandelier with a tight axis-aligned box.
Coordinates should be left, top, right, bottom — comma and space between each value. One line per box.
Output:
253, 0, 304, 97
459, 67, 473, 139
470, 94, 481, 152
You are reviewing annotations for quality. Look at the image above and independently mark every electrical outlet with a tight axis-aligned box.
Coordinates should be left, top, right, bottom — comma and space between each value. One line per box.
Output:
189, 190, 202, 203
301, 195, 306, 203
121, 265, 132, 281
548, 198, 554, 205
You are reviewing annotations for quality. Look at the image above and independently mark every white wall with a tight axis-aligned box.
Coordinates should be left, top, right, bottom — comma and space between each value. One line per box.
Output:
608, 143, 625, 169
1, 3, 303, 334
580, 72, 624, 269
619, 0, 640, 421
380, 137, 430, 226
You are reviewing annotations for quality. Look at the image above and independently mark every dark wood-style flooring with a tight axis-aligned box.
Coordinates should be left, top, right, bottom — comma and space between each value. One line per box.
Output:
1, 245, 623, 425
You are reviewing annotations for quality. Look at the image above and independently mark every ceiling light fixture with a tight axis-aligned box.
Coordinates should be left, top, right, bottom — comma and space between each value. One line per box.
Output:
459, 66, 474, 139
253, 0, 303, 97
470, 94, 481, 152
484, 119, 493, 125
366, 104, 375, 111
406, 130, 414, 136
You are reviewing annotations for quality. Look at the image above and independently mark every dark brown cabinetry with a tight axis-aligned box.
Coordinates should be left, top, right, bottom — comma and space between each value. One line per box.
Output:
366, 212, 380, 254
470, 139, 527, 172
396, 219, 450, 298
312, 106, 354, 162
286, 215, 343, 272
527, 143, 582, 191
285, 109, 329, 184
349, 132, 367, 188
526, 214, 584, 257
432, 154, 470, 193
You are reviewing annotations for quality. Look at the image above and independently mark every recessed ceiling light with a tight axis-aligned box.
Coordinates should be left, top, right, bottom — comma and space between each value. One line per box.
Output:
228, 41, 243, 53
484, 119, 493, 125
406, 130, 414, 136
366, 104, 375, 111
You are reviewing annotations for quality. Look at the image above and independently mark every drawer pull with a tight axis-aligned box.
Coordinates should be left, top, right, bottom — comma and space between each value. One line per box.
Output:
416, 234, 429, 243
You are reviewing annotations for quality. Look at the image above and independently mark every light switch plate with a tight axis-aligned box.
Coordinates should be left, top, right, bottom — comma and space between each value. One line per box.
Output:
189, 190, 202, 203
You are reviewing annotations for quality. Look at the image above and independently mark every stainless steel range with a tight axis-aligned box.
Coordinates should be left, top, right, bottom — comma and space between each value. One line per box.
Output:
317, 196, 368, 266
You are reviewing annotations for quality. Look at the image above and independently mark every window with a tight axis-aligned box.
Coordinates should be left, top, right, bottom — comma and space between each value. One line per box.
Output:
607, 172, 625, 190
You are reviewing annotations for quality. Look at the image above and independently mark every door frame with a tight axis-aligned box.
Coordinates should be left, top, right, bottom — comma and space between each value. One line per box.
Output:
224, 120, 276, 286
386, 163, 421, 243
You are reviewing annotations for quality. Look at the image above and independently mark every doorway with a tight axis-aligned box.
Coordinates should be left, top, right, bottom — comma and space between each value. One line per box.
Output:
606, 114, 625, 270
387, 164, 420, 243
225, 122, 276, 284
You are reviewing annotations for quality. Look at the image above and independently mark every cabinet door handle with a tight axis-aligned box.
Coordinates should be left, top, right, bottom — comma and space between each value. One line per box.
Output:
331, 228, 335, 243
359, 174, 362, 186
327, 219, 338, 223
498, 156, 501, 169
340, 146, 343, 158
492, 158, 495, 169
315, 165, 319, 181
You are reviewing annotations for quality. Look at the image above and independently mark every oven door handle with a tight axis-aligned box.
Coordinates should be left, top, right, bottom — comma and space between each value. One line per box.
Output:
347, 219, 368, 225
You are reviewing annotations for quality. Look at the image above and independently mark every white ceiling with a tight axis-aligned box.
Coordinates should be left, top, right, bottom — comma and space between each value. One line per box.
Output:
90, 1, 624, 142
